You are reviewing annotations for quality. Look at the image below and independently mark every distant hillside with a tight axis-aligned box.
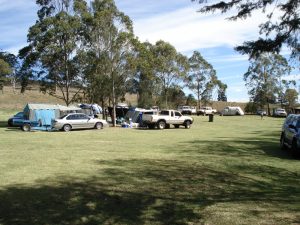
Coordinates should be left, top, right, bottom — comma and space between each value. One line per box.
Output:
0, 86, 66, 110
0, 85, 249, 111
0, 85, 138, 110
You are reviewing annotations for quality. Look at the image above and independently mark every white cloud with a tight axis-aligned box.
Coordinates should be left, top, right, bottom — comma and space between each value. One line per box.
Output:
132, 6, 266, 53
207, 54, 249, 63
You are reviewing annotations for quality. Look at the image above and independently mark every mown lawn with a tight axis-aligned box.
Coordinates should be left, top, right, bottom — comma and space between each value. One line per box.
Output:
0, 110, 299, 225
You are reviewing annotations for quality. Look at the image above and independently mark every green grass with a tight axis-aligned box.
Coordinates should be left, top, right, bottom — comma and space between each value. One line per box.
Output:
0, 111, 299, 225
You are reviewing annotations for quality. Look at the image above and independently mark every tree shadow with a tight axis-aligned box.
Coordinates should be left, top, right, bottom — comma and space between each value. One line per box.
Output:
0, 158, 299, 225
172, 130, 296, 160
0, 121, 9, 128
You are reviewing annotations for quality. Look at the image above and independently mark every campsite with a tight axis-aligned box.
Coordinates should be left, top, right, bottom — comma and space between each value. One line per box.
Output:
1, 0, 300, 224
0, 108, 299, 225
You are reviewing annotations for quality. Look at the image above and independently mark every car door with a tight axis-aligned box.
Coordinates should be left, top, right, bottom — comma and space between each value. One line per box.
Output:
285, 118, 298, 145
65, 114, 77, 129
174, 111, 184, 124
77, 114, 91, 129
82, 114, 94, 128
168, 111, 176, 124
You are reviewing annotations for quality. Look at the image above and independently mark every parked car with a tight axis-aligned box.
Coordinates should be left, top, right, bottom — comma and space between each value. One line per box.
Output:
280, 114, 300, 157
197, 106, 217, 116
7, 112, 25, 127
190, 106, 197, 115
273, 108, 287, 117
52, 113, 108, 132
142, 110, 193, 129
178, 106, 192, 115
256, 109, 267, 116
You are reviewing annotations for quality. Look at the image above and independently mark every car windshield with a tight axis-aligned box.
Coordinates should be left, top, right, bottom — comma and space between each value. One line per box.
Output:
60, 115, 68, 119
15, 112, 23, 117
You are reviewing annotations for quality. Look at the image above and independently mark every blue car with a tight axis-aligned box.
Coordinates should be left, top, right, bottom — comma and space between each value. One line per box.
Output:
7, 112, 25, 127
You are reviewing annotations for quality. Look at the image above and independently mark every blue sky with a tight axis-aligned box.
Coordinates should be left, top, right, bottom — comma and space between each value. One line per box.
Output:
1, 0, 299, 102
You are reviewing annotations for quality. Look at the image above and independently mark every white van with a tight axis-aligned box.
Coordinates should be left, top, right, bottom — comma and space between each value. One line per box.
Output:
221, 106, 244, 116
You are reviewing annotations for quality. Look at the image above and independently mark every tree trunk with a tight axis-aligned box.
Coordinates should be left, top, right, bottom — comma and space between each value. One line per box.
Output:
112, 78, 116, 127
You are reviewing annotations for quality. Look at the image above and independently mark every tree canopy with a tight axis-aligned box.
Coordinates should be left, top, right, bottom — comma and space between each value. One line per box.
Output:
244, 53, 292, 114
186, 51, 225, 107
193, 0, 300, 58
152, 40, 189, 108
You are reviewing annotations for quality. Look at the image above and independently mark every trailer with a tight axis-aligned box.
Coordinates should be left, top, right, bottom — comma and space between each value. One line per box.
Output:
220, 106, 244, 116
21, 103, 81, 131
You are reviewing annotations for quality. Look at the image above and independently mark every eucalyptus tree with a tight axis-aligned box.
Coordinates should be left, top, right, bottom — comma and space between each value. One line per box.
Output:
187, 51, 216, 108
20, 0, 83, 106
0, 51, 21, 92
0, 58, 11, 93
167, 85, 187, 108
217, 82, 228, 102
76, 0, 135, 126
244, 53, 292, 114
193, 0, 300, 59
130, 40, 161, 108
284, 88, 298, 109
153, 40, 189, 108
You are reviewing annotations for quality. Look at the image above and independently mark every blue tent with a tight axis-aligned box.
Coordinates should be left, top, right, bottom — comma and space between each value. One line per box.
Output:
23, 104, 60, 127
22, 103, 81, 130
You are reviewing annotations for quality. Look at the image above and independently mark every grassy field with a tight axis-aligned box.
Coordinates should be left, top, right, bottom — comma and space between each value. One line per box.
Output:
0, 110, 299, 225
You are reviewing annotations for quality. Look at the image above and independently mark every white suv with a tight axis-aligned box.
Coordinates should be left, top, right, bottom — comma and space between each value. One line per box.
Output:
273, 108, 287, 117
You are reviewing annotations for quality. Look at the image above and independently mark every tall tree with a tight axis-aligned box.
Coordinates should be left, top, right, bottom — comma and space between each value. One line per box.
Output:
20, 0, 83, 106
244, 53, 291, 114
193, 0, 300, 58
0, 51, 20, 93
217, 81, 228, 102
130, 40, 159, 108
167, 85, 187, 108
0, 58, 12, 93
77, 0, 135, 126
186, 93, 197, 105
284, 88, 298, 109
153, 40, 189, 108
187, 51, 216, 108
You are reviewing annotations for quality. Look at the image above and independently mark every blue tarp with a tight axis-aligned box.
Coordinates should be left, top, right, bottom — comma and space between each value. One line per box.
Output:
33, 109, 56, 126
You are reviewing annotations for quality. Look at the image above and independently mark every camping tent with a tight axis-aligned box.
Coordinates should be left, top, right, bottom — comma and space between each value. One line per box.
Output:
108, 104, 129, 123
23, 103, 81, 127
125, 108, 145, 123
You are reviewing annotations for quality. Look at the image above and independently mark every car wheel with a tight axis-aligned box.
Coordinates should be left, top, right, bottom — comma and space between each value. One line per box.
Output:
63, 124, 72, 132
184, 121, 191, 129
22, 123, 31, 132
95, 122, 103, 130
280, 134, 287, 150
157, 121, 166, 130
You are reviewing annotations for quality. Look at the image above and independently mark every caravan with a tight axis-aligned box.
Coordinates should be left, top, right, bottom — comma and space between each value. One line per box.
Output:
221, 106, 244, 116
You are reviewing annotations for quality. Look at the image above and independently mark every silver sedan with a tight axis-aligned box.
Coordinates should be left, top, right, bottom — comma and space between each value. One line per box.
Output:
52, 113, 108, 131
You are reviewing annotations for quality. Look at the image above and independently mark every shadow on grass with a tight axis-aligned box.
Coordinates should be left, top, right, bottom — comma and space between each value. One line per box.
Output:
172, 130, 296, 160
0, 121, 22, 132
0, 121, 9, 128
0, 158, 299, 225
